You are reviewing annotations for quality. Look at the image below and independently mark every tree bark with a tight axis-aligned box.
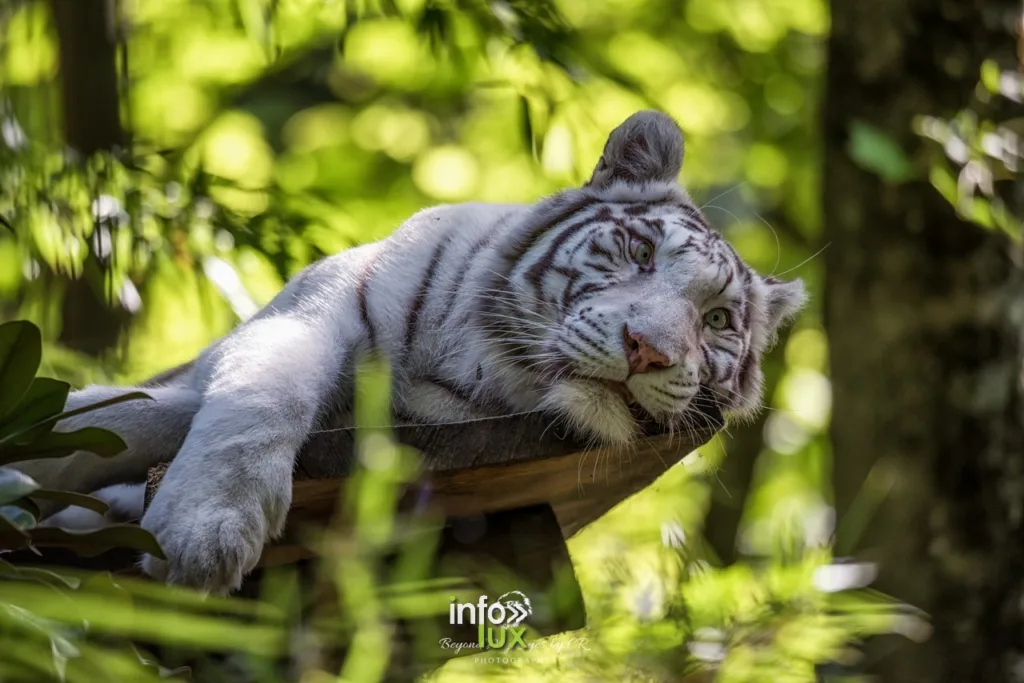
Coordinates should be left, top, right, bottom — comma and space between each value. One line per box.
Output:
826, 1, 1024, 680
50, 0, 123, 156
50, 0, 130, 357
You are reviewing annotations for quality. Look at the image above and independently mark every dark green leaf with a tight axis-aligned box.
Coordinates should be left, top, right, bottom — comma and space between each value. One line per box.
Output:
0, 391, 150, 448
0, 443, 75, 465
521, 95, 534, 154
848, 120, 915, 183
0, 560, 81, 590
0, 466, 39, 505
27, 524, 165, 559
0, 427, 128, 465
9, 495, 40, 520
0, 378, 71, 443
0, 514, 29, 549
30, 490, 110, 516
0, 321, 42, 420
0, 505, 36, 532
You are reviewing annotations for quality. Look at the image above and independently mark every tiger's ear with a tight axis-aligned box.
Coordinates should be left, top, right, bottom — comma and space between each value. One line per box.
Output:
761, 276, 808, 332
587, 110, 685, 189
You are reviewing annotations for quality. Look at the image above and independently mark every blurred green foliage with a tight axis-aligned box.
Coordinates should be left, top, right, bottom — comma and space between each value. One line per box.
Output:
0, 319, 160, 557
0, 0, 925, 680
0, 0, 825, 379
915, 60, 1023, 239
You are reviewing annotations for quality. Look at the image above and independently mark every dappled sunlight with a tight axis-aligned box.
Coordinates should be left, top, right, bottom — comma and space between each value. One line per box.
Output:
200, 112, 275, 188
413, 146, 481, 200
352, 105, 432, 161
780, 369, 832, 431
0, 0, 967, 678
0, 3, 56, 85
345, 19, 435, 90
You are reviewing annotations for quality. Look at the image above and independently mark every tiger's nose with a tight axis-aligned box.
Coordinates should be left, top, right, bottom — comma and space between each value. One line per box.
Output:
623, 326, 673, 374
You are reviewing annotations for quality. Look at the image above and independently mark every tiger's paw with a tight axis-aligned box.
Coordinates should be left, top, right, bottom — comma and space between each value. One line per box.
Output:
140, 474, 290, 595
141, 505, 266, 595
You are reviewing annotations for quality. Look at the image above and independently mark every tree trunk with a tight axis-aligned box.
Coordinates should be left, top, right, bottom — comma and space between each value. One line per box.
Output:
825, 1, 1024, 680
50, 0, 130, 357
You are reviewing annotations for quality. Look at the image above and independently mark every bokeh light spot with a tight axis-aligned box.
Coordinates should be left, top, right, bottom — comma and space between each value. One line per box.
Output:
745, 143, 789, 187
413, 146, 480, 200
201, 112, 274, 188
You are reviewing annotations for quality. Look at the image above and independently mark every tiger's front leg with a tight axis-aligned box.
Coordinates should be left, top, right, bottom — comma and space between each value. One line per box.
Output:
140, 315, 346, 595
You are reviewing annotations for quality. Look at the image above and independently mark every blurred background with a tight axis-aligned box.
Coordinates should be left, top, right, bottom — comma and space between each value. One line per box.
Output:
0, 0, 1020, 681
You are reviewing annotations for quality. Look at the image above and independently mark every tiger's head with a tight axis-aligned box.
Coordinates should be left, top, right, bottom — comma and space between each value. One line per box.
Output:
487, 110, 806, 445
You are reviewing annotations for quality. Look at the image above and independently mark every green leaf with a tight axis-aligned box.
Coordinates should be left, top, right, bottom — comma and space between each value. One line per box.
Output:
521, 95, 534, 153
30, 490, 110, 516
0, 466, 40, 505
0, 321, 42, 420
0, 378, 70, 442
929, 164, 958, 206
981, 59, 1000, 94
0, 561, 81, 590
0, 504, 37, 531
0, 391, 150, 448
0, 427, 128, 465
8, 495, 40, 520
26, 524, 165, 559
848, 120, 915, 184
835, 459, 897, 555
131, 645, 193, 680
0, 512, 29, 549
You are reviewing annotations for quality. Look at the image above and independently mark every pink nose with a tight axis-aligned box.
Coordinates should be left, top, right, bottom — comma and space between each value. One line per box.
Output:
623, 327, 672, 374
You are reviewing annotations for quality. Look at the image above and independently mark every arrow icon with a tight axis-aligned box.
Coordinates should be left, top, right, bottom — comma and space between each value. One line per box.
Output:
497, 590, 532, 627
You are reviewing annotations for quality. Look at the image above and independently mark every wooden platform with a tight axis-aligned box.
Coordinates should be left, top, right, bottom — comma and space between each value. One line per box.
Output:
145, 408, 723, 567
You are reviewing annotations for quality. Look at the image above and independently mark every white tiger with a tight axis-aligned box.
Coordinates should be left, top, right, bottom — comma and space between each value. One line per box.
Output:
16, 110, 806, 595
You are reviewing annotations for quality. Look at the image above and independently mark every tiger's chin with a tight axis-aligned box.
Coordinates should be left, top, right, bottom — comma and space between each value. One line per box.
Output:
541, 378, 714, 445
541, 379, 640, 446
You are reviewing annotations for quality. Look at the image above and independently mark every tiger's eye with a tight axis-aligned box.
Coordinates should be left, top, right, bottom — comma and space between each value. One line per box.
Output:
704, 308, 730, 330
630, 239, 654, 266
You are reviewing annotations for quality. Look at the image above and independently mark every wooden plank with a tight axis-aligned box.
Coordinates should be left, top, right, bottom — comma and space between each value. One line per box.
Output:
147, 406, 723, 567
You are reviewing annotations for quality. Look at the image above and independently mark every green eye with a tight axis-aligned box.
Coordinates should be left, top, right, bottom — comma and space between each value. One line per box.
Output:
630, 238, 654, 266
704, 308, 730, 330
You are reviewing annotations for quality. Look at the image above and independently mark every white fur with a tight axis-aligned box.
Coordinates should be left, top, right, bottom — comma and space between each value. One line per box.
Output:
13, 111, 806, 594
43, 483, 144, 530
